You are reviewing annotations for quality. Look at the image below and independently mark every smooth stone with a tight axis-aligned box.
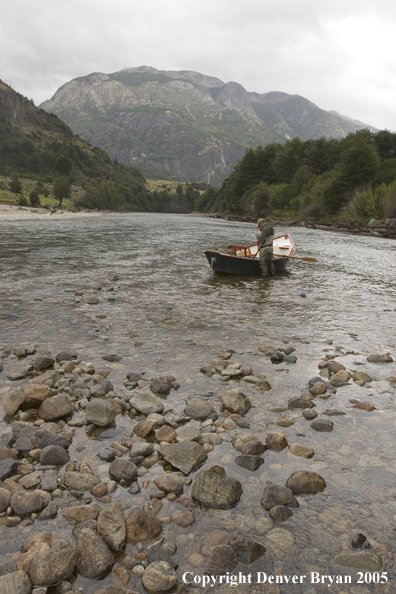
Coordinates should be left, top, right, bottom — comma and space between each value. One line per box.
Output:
28, 547, 76, 587
154, 474, 184, 494
64, 505, 99, 523
142, 561, 178, 593
235, 455, 264, 471
289, 443, 315, 458
303, 409, 318, 420
129, 442, 155, 458
367, 353, 393, 363
76, 529, 114, 579
34, 356, 55, 371
265, 432, 288, 451
241, 440, 267, 455
3, 385, 52, 416
286, 470, 326, 495
40, 445, 70, 465
205, 545, 237, 575
353, 402, 376, 411
85, 399, 117, 427
97, 502, 126, 552
39, 394, 73, 421
231, 432, 257, 451
269, 505, 294, 521
0, 487, 12, 512
98, 447, 116, 462
158, 441, 207, 475
309, 382, 326, 396
129, 393, 164, 415
126, 507, 163, 543
133, 413, 164, 437
191, 465, 242, 508
311, 419, 333, 432
261, 483, 299, 510
231, 535, 266, 564
11, 491, 44, 515
332, 550, 383, 570
183, 398, 215, 420
176, 427, 201, 442
353, 371, 372, 382
288, 397, 314, 409
172, 511, 195, 527
61, 471, 99, 491
150, 376, 175, 394
7, 364, 33, 381
109, 459, 137, 482
220, 389, 251, 414
0, 570, 32, 594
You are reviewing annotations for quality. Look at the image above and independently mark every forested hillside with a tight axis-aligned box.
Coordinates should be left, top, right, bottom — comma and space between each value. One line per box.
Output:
0, 80, 152, 211
196, 130, 396, 222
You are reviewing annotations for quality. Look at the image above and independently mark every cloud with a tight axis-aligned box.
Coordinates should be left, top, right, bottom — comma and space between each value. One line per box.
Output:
1, 0, 395, 130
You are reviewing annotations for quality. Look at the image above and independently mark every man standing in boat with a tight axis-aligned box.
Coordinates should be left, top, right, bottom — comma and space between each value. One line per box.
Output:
256, 218, 275, 276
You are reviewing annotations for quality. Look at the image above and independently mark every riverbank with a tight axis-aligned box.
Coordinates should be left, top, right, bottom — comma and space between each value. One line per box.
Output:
0, 204, 105, 221
205, 213, 396, 239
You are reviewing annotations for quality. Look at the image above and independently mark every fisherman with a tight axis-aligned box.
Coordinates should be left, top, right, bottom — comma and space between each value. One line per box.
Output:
256, 218, 275, 276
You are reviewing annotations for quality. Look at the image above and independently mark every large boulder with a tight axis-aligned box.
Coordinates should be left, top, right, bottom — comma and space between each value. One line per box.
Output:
28, 546, 76, 586
0, 570, 31, 594
11, 491, 44, 515
38, 393, 73, 420
3, 384, 52, 416
158, 441, 207, 475
76, 528, 115, 579
97, 502, 126, 552
85, 398, 117, 427
126, 507, 163, 543
192, 466, 243, 509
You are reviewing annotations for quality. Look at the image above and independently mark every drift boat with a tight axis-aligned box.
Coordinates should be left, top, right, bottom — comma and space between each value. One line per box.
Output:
205, 234, 296, 275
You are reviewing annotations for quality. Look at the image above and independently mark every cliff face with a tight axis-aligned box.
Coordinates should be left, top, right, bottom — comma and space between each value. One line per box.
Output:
41, 66, 375, 184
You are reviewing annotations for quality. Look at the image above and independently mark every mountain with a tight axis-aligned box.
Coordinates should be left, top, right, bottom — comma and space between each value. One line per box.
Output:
41, 66, 376, 185
0, 80, 152, 211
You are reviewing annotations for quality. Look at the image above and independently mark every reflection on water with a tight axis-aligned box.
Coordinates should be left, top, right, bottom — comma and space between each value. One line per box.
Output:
0, 213, 395, 591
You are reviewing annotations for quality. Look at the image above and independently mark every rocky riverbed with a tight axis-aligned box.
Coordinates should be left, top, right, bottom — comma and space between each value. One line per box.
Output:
0, 337, 395, 594
0, 213, 395, 594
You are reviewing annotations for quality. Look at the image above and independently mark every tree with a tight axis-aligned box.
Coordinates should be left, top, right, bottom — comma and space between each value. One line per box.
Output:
54, 155, 73, 176
9, 173, 22, 193
29, 189, 40, 207
53, 176, 72, 206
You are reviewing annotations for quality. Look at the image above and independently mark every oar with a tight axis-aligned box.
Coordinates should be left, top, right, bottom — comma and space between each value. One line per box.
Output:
285, 255, 316, 262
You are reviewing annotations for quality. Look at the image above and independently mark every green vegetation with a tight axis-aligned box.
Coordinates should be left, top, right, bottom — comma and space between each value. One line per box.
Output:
0, 80, 154, 212
196, 130, 396, 223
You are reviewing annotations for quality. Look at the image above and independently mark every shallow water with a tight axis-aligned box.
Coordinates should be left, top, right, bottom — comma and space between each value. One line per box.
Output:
0, 213, 395, 592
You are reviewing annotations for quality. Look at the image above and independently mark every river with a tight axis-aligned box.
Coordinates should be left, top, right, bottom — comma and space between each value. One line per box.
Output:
0, 213, 395, 593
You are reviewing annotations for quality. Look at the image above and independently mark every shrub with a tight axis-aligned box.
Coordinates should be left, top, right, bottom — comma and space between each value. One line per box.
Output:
29, 189, 40, 207
18, 196, 28, 206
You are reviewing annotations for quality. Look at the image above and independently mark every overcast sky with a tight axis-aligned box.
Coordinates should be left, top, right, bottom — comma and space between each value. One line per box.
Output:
1, 0, 396, 131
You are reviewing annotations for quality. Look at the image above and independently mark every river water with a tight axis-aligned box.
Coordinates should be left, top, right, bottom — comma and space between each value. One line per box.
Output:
0, 213, 395, 593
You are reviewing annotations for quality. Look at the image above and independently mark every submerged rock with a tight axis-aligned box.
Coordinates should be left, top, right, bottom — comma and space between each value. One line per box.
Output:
220, 389, 251, 414
126, 507, 163, 543
158, 441, 207, 475
142, 561, 178, 593
205, 545, 237, 575
76, 528, 115, 579
28, 546, 76, 586
286, 470, 326, 495
192, 465, 243, 508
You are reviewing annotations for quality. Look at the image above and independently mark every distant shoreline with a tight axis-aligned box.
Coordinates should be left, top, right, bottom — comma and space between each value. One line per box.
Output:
0, 204, 105, 221
203, 213, 396, 240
